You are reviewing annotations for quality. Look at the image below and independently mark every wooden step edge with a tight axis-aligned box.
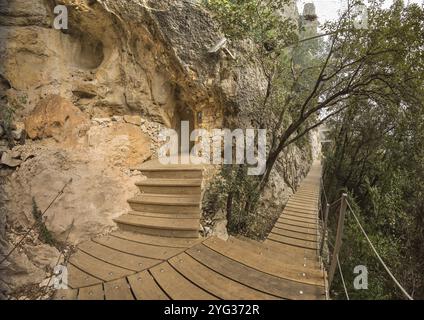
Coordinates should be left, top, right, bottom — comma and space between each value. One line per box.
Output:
128, 211, 200, 219
139, 167, 204, 172
136, 180, 202, 187
127, 197, 200, 207
114, 216, 200, 232
135, 193, 201, 199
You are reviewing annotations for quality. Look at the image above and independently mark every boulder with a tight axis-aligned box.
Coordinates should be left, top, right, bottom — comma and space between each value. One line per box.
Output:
0, 248, 47, 292
123, 115, 142, 126
24, 95, 89, 142
0, 145, 8, 157
1, 151, 21, 167
11, 128, 24, 141
25, 244, 61, 270
212, 219, 229, 241
92, 118, 111, 126
112, 116, 124, 122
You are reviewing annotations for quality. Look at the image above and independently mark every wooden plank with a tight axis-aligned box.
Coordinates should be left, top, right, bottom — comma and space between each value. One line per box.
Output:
268, 233, 318, 250
150, 262, 217, 300
286, 201, 318, 208
283, 210, 317, 218
104, 278, 134, 300
78, 284, 104, 300
280, 213, 318, 223
283, 209, 318, 218
293, 188, 319, 192
69, 251, 132, 282
277, 218, 317, 229
53, 289, 78, 300
290, 192, 318, 196
67, 263, 102, 289
78, 240, 161, 271
203, 238, 324, 287
284, 204, 317, 213
187, 244, 324, 300
286, 202, 318, 209
270, 227, 318, 242
127, 271, 169, 300
296, 190, 319, 195
94, 235, 184, 260
288, 195, 318, 200
273, 223, 317, 235
285, 204, 318, 212
263, 239, 318, 261
169, 253, 279, 300
295, 194, 318, 198
228, 236, 321, 269
112, 230, 201, 248
281, 213, 318, 223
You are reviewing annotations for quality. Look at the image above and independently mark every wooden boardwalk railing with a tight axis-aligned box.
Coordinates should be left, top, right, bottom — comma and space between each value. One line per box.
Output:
55, 161, 326, 300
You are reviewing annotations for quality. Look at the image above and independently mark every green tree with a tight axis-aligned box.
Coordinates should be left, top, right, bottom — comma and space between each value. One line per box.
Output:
204, 1, 424, 250
322, 44, 424, 298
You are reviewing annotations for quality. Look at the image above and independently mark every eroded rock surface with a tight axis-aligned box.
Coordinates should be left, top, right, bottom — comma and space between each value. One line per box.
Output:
0, 0, 315, 298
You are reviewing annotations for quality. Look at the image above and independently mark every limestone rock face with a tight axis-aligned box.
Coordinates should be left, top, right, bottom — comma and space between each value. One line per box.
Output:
4, 145, 141, 244
0, 247, 47, 292
0, 0, 312, 297
86, 122, 152, 168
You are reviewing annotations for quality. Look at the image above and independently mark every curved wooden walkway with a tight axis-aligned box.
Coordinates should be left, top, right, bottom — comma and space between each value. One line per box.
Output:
55, 162, 326, 300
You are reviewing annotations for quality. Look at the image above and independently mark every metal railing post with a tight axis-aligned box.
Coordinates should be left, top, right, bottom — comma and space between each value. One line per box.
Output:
328, 193, 348, 288
320, 202, 330, 256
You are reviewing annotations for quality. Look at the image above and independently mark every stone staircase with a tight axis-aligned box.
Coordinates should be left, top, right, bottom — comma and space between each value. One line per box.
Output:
113, 160, 204, 238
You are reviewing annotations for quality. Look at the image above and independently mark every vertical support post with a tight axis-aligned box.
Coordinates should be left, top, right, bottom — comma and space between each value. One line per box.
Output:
320, 203, 330, 256
328, 193, 348, 288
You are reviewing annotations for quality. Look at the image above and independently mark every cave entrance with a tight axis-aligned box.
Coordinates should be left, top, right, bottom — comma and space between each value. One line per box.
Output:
175, 104, 195, 155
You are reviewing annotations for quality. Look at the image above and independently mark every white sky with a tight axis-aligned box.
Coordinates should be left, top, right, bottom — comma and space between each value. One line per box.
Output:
296, 0, 423, 23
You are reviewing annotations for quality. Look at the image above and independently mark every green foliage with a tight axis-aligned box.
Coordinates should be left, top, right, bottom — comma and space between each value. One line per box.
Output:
202, 3, 424, 285
202, 0, 297, 51
323, 61, 424, 299
320, 2, 424, 299
202, 164, 261, 236
1, 93, 27, 146
0, 104, 14, 128
31, 198, 58, 247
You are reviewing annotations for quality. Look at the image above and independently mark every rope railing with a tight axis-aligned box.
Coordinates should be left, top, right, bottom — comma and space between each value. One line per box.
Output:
319, 162, 413, 300
320, 187, 414, 300
337, 256, 350, 300
328, 240, 350, 300
42, 218, 75, 295
345, 199, 414, 300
